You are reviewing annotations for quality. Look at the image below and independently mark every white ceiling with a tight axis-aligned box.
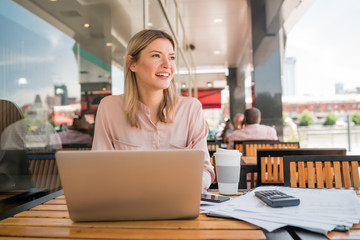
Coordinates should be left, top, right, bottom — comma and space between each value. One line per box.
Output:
15, 0, 251, 67
177, 0, 250, 70
13, 0, 263, 88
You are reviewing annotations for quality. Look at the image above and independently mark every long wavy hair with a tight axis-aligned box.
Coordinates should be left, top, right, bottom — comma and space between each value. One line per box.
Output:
124, 29, 178, 128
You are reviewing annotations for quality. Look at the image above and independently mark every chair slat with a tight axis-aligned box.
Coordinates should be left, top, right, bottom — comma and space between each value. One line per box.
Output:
324, 162, 333, 188
333, 161, 342, 188
273, 157, 278, 182
266, 157, 272, 182
351, 161, 360, 188
342, 161, 351, 188
252, 145, 257, 156
279, 157, 284, 183
298, 162, 306, 188
307, 162, 315, 188
261, 157, 266, 183
315, 162, 324, 188
290, 162, 297, 187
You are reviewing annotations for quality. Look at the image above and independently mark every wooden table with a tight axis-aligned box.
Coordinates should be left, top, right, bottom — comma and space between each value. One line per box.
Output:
0, 191, 266, 239
0, 190, 359, 240
242, 156, 257, 165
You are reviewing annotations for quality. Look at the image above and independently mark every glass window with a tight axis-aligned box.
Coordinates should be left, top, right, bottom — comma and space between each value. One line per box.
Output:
0, 0, 79, 147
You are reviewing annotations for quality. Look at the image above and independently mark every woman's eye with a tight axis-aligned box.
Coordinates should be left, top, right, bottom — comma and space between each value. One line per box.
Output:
170, 56, 176, 61
152, 54, 160, 58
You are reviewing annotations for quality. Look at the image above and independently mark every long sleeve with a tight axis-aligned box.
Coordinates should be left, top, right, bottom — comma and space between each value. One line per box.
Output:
186, 99, 215, 190
92, 98, 115, 150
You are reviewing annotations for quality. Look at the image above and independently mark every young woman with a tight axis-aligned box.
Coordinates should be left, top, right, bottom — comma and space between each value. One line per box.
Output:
92, 29, 215, 191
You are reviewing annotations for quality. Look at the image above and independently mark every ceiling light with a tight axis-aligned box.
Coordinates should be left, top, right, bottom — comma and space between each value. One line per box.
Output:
83, 23, 90, 28
49, 0, 57, 2
207, 82, 213, 88
181, 83, 187, 88
106, 42, 112, 47
213, 50, 221, 55
213, 18, 223, 23
148, 22, 153, 27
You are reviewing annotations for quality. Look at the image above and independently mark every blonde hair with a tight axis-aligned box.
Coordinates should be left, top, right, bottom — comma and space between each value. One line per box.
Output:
124, 29, 178, 128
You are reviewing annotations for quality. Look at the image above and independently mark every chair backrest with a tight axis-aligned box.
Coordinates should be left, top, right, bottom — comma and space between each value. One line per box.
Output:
207, 142, 222, 157
207, 142, 221, 151
284, 155, 360, 189
243, 141, 299, 156
257, 148, 347, 186
0, 99, 23, 137
61, 144, 92, 150
233, 140, 280, 155
27, 151, 61, 193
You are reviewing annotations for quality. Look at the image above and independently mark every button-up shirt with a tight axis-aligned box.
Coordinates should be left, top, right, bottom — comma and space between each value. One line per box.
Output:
92, 94, 215, 189
227, 123, 278, 149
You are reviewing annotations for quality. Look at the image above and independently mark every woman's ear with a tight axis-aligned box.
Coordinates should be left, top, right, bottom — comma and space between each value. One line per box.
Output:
126, 55, 136, 72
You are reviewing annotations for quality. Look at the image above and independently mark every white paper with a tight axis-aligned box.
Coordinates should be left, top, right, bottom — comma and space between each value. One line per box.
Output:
204, 186, 360, 234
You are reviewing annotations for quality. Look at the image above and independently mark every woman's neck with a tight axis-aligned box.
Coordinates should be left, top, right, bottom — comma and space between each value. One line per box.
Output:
139, 90, 163, 123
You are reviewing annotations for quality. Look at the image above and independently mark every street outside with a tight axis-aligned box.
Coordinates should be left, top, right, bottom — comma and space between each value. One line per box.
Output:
283, 125, 360, 155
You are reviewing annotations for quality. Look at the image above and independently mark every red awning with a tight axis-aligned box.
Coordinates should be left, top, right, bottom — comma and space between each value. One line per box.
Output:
181, 88, 222, 109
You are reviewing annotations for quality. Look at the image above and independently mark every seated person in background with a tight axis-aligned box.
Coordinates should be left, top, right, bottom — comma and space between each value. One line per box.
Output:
233, 113, 244, 130
58, 116, 93, 145
1, 108, 61, 150
227, 108, 278, 149
220, 119, 234, 143
92, 29, 215, 192
220, 113, 243, 143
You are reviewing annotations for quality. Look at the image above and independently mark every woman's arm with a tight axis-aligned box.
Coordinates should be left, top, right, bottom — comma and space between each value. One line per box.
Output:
92, 99, 114, 150
187, 100, 215, 191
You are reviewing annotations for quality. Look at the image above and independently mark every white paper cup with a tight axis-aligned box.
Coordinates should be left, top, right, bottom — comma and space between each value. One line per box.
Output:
214, 149, 242, 195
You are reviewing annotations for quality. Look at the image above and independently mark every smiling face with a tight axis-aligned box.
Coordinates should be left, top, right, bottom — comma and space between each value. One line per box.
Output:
128, 38, 176, 95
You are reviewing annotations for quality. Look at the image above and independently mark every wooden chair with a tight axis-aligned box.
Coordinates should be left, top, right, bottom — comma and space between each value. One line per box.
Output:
207, 142, 221, 151
284, 155, 360, 189
27, 151, 62, 193
256, 148, 347, 187
233, 140, 279, 155
0, 99, 23, 137
209, 156, 218, 189
243, 141, 299, 157
207, 141, 222, 157
237, 141, 299, 189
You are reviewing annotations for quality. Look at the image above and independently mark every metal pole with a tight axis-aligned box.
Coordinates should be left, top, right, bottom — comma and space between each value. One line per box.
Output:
347, 114, 351, 152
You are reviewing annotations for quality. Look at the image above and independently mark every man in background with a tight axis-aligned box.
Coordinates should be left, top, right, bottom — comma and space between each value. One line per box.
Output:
227, 108, 278, 149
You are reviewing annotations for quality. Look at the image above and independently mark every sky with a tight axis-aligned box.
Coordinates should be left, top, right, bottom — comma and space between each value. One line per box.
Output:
285, 0, 360, 96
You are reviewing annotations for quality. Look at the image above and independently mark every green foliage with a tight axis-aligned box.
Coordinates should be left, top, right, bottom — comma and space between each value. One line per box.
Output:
352, 111, 360, 125
324, 111, 338, 125
299, 109, 314, 126
282, 112, 287, 126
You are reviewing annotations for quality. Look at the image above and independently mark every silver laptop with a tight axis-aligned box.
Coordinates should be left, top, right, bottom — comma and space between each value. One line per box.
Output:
55, 149, 204, 222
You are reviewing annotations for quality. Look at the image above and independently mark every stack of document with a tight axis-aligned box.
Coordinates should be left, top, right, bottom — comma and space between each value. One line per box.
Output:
203, 186, 360, 234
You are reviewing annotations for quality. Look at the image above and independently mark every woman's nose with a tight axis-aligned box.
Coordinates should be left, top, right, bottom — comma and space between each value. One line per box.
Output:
161, 58, 170, 68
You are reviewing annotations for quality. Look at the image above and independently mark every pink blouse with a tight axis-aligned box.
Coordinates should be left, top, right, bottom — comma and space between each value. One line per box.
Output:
92, 94, 215, 190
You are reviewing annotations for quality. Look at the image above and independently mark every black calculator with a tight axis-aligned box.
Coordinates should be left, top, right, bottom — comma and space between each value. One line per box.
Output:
254, 190, 300, 208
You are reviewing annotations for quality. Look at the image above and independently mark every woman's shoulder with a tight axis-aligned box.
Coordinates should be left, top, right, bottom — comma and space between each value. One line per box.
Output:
100, 94, 124, 105
176, 96, 203, 115
97, 94, 124, 113
178, 96, 202, 107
